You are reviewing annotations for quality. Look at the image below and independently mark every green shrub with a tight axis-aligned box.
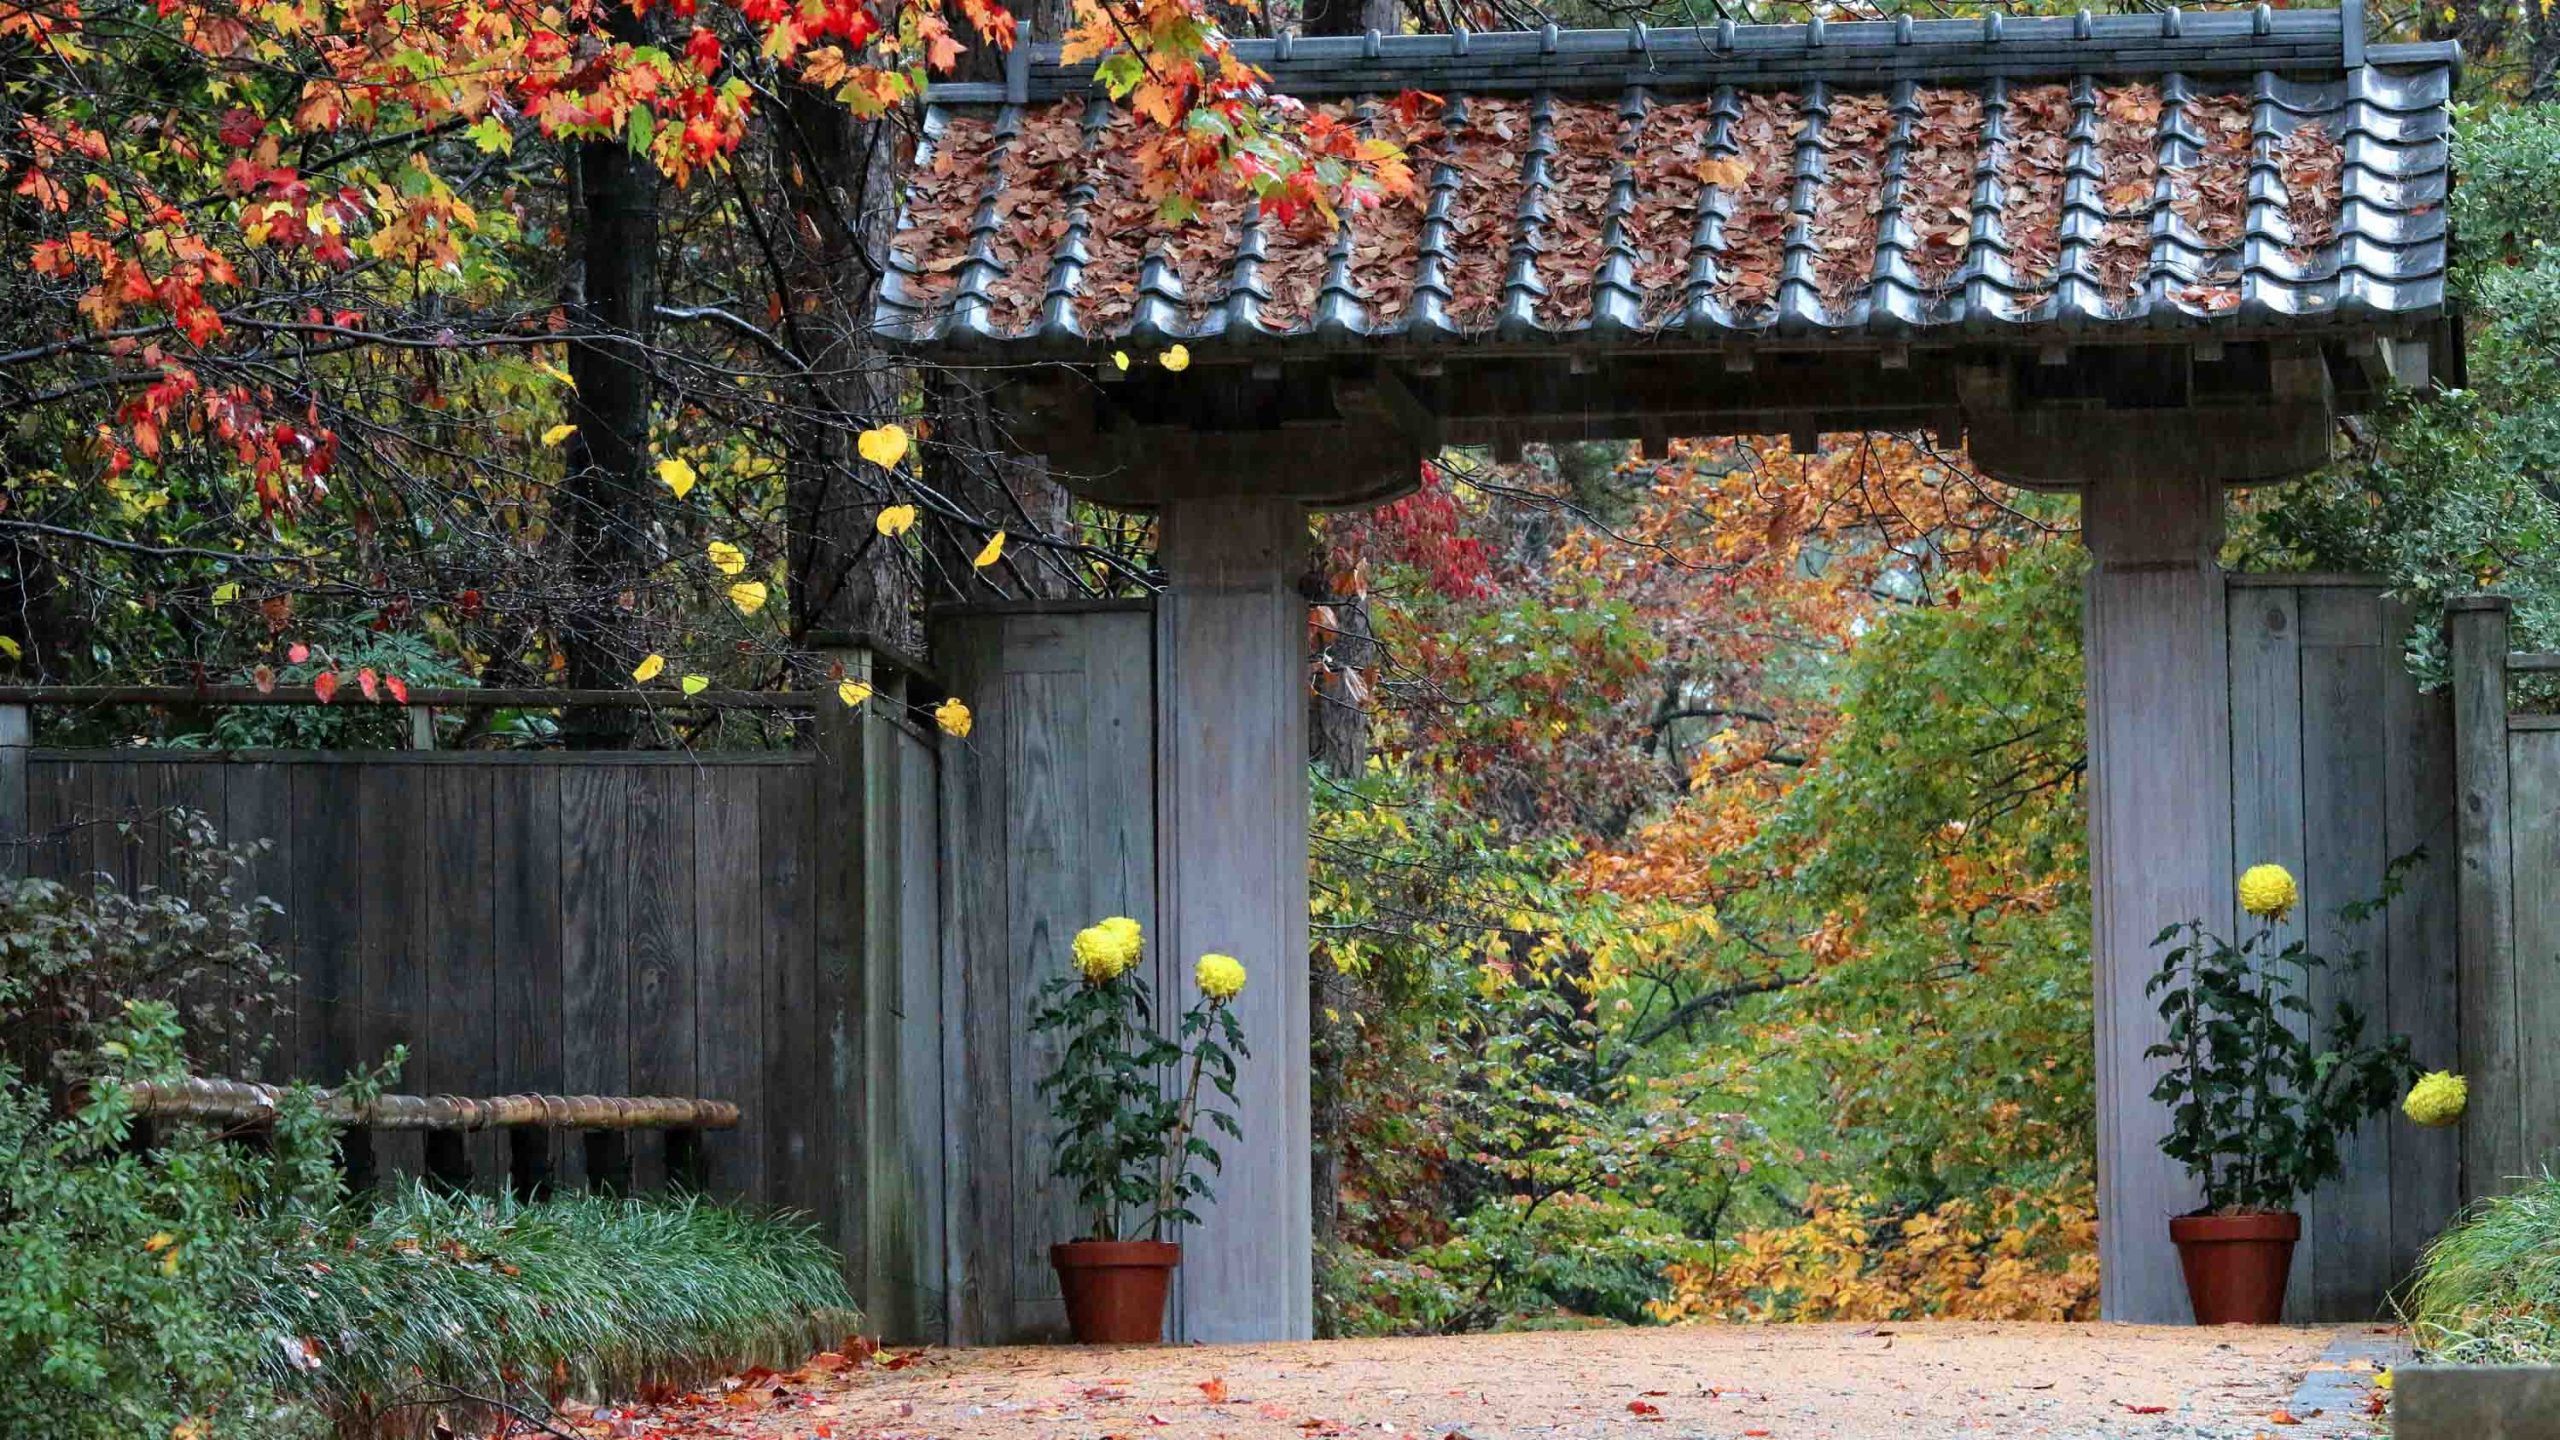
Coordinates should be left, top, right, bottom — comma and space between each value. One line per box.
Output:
0, 1002, 341, 1440
2409, 1168, 2560, 1364
1, 821, 857, 1436
0, 811, 291, 1082
1326, 1194, 1711, 1336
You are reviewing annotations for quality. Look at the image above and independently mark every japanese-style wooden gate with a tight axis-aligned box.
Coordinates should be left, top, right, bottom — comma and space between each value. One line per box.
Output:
886, 5, 2460, 1330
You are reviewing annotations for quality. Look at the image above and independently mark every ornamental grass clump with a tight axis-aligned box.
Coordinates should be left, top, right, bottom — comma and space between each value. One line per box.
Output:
2145, 862, 2420, 1214
250, 1184, 857, 1431
1031, 918, 1249, 1241
2408, 1168, 2560, 1364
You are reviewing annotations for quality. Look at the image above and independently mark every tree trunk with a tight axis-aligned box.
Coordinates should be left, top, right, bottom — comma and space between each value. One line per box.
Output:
1305, 550, 1376, 1334
1300, 0, 1398, 34
558, 75, 661, 747
777, 83, 915, 649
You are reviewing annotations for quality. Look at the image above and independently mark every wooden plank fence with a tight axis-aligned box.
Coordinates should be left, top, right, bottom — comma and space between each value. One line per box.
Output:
11, 745, 823, 1209
0, 676, 949, 1332
931, 603, 1156, 1345
2224, 576, 2462, 1320
2446, 598, 2560, 1206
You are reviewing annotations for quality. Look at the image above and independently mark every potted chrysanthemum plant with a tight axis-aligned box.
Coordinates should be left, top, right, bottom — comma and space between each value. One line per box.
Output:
2146, 863, 2421, 1323
1030, 916, 1248, 1344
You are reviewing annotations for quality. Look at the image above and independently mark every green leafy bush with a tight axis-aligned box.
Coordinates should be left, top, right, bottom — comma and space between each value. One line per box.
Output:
0, 1001, 340, 1440
0, 810, 291, 1082
1, 824, 856, 1437
2409, 1169, 2560, 1364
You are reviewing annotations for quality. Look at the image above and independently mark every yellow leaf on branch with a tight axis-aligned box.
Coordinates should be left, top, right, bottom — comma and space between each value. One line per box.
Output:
838, 680, 873, 707
857, 423, 910, 469
542, 423, 577, 446
728, 580, 769, 616
681, 674, 710, 695
973, 531, 1006, 569
656, 456, 697, 498
707, 540, 747, 575
876, 504, 918, 537
632, 653, 666, 682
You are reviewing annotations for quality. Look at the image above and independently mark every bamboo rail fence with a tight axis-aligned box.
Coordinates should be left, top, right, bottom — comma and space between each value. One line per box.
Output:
122, 1076, 740, 1131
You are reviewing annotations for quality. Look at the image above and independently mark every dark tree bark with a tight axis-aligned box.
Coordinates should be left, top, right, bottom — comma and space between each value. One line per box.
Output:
1305, 552, 1376, 1333
557, 84, 662, 747
775, 83, 916, 649
1300, 0, 1398, 35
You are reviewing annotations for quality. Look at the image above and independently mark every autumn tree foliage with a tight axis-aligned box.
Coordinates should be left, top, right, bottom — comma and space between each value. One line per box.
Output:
0, 0, 1402, 734
1309, 432, 2097, 1331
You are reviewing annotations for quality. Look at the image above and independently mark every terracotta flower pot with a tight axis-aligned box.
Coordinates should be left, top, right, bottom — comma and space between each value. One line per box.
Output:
2169, 1210, 2300, 1324
1051, 1239, 1181, 1344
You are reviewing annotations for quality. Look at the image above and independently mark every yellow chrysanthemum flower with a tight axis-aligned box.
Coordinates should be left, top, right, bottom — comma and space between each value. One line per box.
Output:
1195, 952, 1247, 1001
2404, 1071, 2468, 1128
1073, 916, 1144, 984
2238, 863, 2299, 920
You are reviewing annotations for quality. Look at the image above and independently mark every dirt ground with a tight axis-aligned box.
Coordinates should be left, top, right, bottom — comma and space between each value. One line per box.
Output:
583, 1322, 2396, 1440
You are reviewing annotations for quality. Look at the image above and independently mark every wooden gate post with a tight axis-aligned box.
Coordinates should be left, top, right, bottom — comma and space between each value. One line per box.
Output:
812, 645, 877, 1312
0, 702, 27, 881
2446, 596, 2522, 1200
2082, 475, 2233, 1323
1153, 496, 1314, 1343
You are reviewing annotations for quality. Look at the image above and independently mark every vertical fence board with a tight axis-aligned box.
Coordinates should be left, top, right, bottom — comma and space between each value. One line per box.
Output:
2383, 597, 2463, 1282
492, 763, 564, 1189
427, 767, 501, 1187
2507, 729, 2560, 1172
1006, 665, 1082, 1325
2298, 590, 2393, 1317
2227, 584, 2315, 1317
759, 764, 823, 1227
2448, 599, 2524, 1199
625, 767, 697, 1193
225, 762, 294, 1080
0, 706, 26, 883
935, 616, 1014, 1345
361, 765, 429, 1180
694, 771, 765, 1203
90, 760, 160, 892
895, 728, 948, 1341
559, 764, 632, 1194
23, 759, 76, 882
290, 764, 367, 1090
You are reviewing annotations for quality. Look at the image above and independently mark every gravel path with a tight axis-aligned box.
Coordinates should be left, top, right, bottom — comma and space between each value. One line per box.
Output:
589, 1322, 2397, 1440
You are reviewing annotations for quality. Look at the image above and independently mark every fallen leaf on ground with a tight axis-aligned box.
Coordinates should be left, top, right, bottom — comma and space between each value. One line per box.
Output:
1198, 1377, 1229, 1404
